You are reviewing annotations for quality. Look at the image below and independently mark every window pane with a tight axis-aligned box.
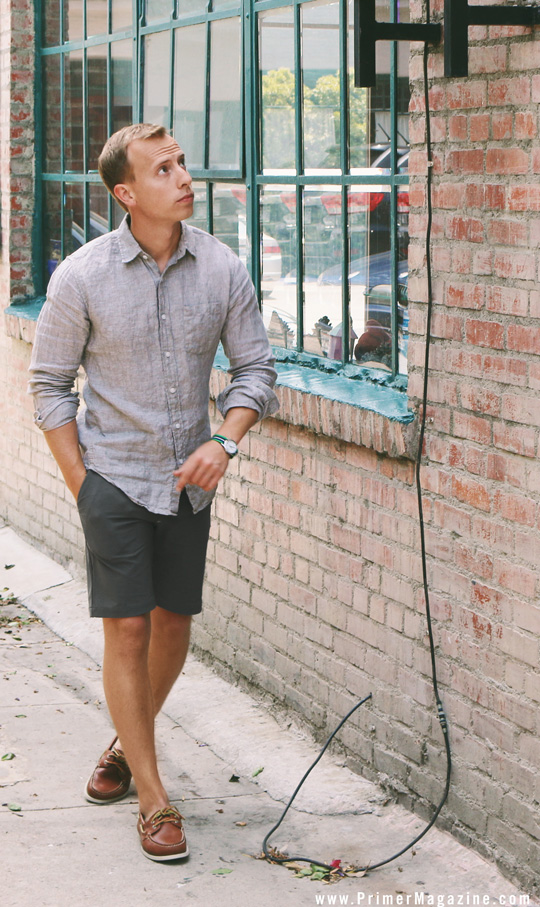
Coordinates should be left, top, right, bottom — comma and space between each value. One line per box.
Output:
65, 0, 84, 42
397, 40, 411, 148
260, 185, 297, 349
87, 0, 108, 37
43, 55, 62, 172
145, 0, 172, 25
44, 182, 62, 283
111, 39, 133, 132
111, 0, 133, 31
43, 0, 60, 46
209, 17, 241, 170
112, 0, 132, 32
189, 182, 208, 233
143, 31, 171, 127
303, 186, 343, 357
173, 24, 206, 170
259, 6, 295, 173
87, 45, 108, 170
89, 183, 110, 240
397, 182, 409, 374
345, 1, 369, 169
112, 200, 126, 229
64, 49, 84, 171
212, 183, 247, 266
302, 0, 341, 172
344, 186, 403, 371
177, 0, 208, 16
212, 0, 240, 10
64, 183, 85, 257
350, 2, 410, 170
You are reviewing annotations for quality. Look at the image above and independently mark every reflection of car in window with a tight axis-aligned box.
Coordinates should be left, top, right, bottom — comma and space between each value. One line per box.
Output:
318, 250, 408, 369
317, 249, 407, 288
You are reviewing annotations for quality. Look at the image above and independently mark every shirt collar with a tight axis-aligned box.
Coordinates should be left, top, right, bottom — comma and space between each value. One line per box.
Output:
116, 215, 198, 264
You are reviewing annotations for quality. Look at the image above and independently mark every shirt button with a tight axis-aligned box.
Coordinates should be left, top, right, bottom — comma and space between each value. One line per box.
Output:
165, 351, 171, 357
174, 423, 180, 429
169, 387, 176, 393
142, 253, 148, 260
161, 314, 166, 320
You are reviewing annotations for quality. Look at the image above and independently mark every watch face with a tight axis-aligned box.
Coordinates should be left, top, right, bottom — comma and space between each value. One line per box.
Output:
224, 439, 238, 457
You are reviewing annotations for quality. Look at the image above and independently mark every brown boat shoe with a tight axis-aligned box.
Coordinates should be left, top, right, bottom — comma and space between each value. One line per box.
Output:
85, 736, 132, 804
137, 806, 189, 862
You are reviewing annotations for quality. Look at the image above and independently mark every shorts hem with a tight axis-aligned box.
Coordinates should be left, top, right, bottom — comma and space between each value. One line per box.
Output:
89, 602, 203, 619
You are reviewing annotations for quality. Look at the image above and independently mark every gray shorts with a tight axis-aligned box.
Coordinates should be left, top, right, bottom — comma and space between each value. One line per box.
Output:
76, 470, 211, 619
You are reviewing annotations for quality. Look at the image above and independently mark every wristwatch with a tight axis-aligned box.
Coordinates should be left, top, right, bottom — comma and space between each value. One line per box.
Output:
211, 433, 238, 458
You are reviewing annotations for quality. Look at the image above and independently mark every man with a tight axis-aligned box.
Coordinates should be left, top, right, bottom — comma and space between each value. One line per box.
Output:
28, 123, 278, 862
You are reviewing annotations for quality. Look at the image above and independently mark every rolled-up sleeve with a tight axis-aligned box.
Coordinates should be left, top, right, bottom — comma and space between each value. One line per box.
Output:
28, 260, 90, 431
217, 256, 279, 420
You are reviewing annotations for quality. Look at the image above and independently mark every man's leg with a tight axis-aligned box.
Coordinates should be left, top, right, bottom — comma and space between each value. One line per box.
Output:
148, 609, 192, 715
102, 613, 169, 818
102, 610, 192, 811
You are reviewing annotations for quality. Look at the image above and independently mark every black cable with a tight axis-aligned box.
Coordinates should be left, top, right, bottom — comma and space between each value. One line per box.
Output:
261, 694, 373, 869
262, 5, 452, 875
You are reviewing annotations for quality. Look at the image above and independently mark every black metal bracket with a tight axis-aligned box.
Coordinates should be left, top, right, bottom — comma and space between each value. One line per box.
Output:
445, 0, 540, 77
354, 0, 540, 87
354, 0, 441, 88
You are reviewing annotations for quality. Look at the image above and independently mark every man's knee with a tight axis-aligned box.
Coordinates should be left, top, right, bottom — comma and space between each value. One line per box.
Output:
103, 613, 151, 657
152, 608, 192, 636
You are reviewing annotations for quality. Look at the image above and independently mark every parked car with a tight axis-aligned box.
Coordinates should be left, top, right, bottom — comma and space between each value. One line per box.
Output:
317, 248, 408, 289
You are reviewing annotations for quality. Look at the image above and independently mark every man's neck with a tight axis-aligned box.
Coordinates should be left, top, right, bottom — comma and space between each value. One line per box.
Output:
129, 216, 182, 273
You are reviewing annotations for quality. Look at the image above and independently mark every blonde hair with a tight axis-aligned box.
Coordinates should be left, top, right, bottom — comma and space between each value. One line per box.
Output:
98, 123, 167, 211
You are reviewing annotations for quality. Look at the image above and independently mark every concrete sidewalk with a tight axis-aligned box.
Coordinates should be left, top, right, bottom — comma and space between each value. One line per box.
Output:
0, 523, 536, 907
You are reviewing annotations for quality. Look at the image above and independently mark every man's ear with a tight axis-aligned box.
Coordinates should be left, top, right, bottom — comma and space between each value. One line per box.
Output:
114, 183, 135, 209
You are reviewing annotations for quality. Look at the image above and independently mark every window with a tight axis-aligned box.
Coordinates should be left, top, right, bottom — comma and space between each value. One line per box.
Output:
40, 0, 134, 273
38, 0, 409, 377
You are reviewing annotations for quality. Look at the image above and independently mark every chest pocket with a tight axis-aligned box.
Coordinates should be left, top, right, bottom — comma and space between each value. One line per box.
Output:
181, 296, 225, 354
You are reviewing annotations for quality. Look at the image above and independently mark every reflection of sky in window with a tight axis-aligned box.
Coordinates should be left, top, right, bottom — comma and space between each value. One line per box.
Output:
143, 31, 170, 128
173, 25, 205, 169
209, 18, 242, 169
86, 0, 108, 37
259, 9, 294, 72
302, 0, 339, 88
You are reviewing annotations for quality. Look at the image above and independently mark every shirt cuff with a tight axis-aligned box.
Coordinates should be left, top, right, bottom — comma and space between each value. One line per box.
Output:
216, 384, 280, 421
33, 398, 79, 432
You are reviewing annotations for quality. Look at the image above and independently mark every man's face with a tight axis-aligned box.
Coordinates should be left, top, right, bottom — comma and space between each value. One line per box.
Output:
117, 134, 194, 223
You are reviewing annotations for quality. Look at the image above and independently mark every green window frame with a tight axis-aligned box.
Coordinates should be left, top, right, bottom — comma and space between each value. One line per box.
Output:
36, 0, 409, 380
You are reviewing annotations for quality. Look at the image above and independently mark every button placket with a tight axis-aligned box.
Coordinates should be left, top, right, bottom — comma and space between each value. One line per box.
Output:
157, 280, 185, 461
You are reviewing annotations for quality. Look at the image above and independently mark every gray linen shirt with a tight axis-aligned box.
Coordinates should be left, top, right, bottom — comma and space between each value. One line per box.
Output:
28, 216, 279, 515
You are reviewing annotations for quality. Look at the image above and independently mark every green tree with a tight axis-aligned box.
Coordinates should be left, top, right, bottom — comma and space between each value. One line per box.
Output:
261, 69, 300, 169
261, 67, 299, 108
307, 71, 368, 168
260, 67, 368, 169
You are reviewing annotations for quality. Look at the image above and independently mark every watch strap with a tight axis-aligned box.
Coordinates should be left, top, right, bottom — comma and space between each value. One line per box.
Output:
210, 434, 238, 457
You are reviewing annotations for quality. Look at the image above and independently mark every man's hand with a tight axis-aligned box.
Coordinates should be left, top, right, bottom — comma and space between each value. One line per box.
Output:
173, 440, 230, 493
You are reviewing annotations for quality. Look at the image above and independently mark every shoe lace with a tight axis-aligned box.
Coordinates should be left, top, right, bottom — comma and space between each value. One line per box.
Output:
106, 748, 127, 765
151, 807, 184, 827
102, 749, 129, 778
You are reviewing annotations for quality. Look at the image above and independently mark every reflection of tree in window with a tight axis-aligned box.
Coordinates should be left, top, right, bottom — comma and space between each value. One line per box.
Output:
261, 69, 367, 170
261, 69, 296, 170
